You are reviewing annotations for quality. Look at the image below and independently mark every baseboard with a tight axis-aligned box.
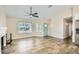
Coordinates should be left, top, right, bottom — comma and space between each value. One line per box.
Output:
12, 35, 51, 40
49, 35, 64, 39
13, 36, 34, 40
12, 35, 64, 40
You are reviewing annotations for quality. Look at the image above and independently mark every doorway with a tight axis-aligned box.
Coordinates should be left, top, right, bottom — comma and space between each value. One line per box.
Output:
64, 17, 72, 38
43, 23, 48, 36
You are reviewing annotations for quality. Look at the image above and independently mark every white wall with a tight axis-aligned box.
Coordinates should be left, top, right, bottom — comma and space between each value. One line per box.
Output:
3, 5, 72, 39
0, 6, 7, 53
49, 14, 63, 39
0, 7, 7, 27
7, 16, 50, 39
49, 8, 72, 39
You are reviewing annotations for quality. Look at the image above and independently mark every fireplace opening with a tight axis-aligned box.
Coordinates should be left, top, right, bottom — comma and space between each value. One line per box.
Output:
1, 36, 4, 54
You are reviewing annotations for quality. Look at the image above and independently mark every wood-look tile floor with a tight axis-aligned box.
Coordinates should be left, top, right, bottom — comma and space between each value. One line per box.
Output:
2, 36, 79, 54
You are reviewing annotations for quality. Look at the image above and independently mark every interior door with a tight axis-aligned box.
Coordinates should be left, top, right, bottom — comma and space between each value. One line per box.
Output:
43, 23, 48, 36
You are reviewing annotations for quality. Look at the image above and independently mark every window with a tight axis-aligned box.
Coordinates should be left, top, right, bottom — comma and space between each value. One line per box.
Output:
36, 23, 42, 32
17, 22, 32, 34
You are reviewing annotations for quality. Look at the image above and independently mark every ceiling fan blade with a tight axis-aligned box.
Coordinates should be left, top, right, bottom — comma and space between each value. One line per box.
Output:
32, 13, 39, 18
33, 13, 38, 15
48, 5, 52, 8
34, 16, 39, 17
33, 15, 39, 17
32, 13, 38, 16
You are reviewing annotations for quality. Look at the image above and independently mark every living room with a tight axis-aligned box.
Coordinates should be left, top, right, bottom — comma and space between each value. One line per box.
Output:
0, 5, 79, 54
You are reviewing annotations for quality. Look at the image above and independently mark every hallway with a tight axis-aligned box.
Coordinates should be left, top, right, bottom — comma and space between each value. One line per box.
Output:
2, 36, 79, 54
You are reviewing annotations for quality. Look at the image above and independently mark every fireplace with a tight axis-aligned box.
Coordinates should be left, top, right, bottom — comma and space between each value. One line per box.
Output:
0, 27, 7, 54
0, 36, 4, 54
1, 36, 4, 50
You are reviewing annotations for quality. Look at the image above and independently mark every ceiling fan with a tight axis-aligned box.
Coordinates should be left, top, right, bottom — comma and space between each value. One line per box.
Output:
24, 7, 39, 18
48, 5, 52, 8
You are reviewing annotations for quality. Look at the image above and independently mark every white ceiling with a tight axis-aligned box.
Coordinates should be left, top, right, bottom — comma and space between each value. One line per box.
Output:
2, 5, 72, 19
